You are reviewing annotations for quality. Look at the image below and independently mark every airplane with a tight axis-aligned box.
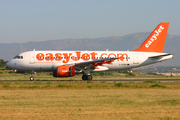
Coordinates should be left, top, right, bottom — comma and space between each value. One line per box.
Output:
7, 22, 173, 81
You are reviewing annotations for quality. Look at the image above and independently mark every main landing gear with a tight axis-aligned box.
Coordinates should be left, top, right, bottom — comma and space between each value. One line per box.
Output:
82, 75, 93, 80
30, 71, 35, 81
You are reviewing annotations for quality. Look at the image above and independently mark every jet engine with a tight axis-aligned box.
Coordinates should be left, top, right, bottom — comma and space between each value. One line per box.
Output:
53, 66, 75, 77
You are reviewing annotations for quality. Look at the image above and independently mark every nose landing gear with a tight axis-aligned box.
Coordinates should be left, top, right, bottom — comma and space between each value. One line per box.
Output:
30, 71, 35, 81
30, 76, 34, 81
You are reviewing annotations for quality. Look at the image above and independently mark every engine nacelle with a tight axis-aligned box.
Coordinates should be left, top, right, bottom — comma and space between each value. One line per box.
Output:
53, 66, 75, 77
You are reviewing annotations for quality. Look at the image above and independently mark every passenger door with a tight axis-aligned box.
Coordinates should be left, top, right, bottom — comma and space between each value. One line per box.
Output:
133, 53, 139, 64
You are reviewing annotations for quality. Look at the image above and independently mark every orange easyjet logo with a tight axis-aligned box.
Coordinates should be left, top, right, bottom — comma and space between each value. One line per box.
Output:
145, 25, 164, 48
36, 52, 128, 63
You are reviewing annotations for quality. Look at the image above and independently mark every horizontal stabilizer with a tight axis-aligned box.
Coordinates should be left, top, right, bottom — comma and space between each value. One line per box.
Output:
149, 54, 173, 59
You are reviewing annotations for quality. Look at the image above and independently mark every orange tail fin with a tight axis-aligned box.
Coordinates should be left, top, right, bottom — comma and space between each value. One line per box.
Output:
133, 22, 169, 53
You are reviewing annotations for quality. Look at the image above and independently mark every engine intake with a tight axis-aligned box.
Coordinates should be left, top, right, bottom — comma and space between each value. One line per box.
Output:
53, 66, 75, 77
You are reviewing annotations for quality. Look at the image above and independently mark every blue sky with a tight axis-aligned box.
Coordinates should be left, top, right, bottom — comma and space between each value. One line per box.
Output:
0, 0, 180, 43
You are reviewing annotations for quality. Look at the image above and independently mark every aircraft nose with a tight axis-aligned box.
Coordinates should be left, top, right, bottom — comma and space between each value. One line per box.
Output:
7, 60, 13, 68
7, 61, 10, 67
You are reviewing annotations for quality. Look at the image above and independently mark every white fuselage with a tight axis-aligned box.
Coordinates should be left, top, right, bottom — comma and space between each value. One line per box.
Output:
7, 50, 173, 72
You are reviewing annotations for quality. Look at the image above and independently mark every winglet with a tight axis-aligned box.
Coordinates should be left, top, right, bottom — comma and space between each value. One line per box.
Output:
133, 22, 169, 53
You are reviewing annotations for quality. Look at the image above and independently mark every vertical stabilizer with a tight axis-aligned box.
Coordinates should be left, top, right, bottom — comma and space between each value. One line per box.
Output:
134, 22, 169, 53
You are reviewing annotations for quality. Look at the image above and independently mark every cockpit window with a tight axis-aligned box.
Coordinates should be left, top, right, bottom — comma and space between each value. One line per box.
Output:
14, 55, 23, 59
13, 55, 18, 59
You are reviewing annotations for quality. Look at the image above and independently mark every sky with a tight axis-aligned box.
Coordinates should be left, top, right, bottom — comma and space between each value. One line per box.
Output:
0, 0, 180, 43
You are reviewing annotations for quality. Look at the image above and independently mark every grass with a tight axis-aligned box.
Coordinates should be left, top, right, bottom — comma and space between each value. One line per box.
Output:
115, 82, 123, 87
2, 83, 10, 88
0, 81, 180, 89
150, 84, 167, 88
143, 80, 157, 83
1, 68, 180, 81
57, 84, 70, 87
0, 87, 180, 120
1, 68, 180, 119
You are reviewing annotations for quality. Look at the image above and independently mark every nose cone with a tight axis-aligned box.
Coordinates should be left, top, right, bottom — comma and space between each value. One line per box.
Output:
7, 60, 13, 68
7, 61, 10, 67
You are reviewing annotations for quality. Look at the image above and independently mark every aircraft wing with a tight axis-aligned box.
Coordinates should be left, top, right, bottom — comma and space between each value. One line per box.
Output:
67, 58, 117, 71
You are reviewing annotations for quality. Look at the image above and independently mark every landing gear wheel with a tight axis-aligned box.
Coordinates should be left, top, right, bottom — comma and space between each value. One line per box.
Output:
87, 75, 92, 80
30, 71, 35, 81
82, 75, 87, 80
30, 77, 34, 81
82, 75, 92, 80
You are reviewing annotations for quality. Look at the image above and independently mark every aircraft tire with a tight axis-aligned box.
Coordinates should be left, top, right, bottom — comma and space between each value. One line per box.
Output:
82, 75, 93, 80
82, 75, 87, 80
30, 77, 34, 81
87, 75, 92, 80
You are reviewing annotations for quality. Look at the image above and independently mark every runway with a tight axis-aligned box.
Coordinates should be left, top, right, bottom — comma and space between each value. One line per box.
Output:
1, 78, 180, 83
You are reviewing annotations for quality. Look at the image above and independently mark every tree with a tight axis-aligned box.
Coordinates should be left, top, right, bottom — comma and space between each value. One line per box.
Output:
0, 59, 7, 66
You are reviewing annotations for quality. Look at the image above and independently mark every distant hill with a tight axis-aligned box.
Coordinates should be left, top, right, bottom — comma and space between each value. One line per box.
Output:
0, 32, 179, 66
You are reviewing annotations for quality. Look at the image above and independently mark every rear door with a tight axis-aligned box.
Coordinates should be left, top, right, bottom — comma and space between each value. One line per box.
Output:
133, 53, 139, 64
